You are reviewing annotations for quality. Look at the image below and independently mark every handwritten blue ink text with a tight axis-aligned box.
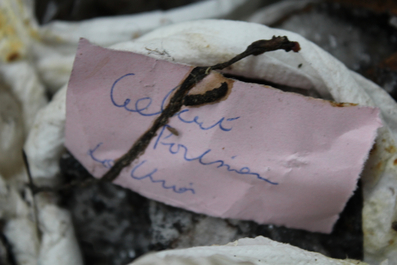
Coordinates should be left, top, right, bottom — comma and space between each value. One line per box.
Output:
154, 126, 278, 185
88, 142, 195, 194
110, 73, 239, 131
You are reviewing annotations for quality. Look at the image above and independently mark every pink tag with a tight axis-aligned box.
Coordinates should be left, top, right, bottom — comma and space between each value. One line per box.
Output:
66, 39, 381, 233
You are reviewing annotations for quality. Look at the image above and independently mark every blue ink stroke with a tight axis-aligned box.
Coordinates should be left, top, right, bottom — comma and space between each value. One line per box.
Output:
177, 109, 240, 131
153, 125, 174, 149
131, 160, 195, 194
110, 73, 240, 131
88, 143, 114, 168
88, 142, 195, 194
110, 73, 177, 116
155, 133, 278, 185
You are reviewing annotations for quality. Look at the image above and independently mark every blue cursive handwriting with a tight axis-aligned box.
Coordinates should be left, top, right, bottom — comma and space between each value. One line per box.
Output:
154, 126, 278, 185
177, 109, 239, 131
88, 143, 114, 168
110, 73, 239, 131
88, 142, 195, 194
131, 160, 195, 194
110, 73, 176, 116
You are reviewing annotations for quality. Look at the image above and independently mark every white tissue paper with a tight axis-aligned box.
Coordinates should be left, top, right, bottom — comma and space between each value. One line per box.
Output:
2, 0, 397, 263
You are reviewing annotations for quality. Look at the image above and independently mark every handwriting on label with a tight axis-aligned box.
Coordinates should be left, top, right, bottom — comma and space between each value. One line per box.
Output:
89, 73, 278, 194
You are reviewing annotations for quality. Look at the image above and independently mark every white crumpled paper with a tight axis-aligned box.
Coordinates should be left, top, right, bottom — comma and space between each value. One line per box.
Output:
25, 18, 397, 264
130, 236, 367, 265
3, 0, 397, 263
34, 0, 258, 93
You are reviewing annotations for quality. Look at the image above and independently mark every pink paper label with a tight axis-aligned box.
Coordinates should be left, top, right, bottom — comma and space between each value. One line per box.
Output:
65, 39, 381, 233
